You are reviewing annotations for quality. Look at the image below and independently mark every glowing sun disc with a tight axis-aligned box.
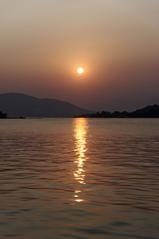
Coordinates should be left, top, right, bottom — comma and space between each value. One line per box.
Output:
77, 67, 85, 75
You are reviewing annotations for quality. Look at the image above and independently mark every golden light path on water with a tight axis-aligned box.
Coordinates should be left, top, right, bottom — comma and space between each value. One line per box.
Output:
73, 118, 88, 203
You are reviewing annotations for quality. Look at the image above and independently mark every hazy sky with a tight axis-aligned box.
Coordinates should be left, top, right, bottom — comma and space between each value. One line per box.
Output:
0, 0, 159, 110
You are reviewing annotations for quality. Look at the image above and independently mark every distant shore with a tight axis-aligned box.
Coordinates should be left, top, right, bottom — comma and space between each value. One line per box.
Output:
79, 104, 159, 118
1, 104, 159, 119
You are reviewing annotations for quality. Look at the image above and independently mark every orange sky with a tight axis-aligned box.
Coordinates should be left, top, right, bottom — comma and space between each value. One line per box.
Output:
0, 0, 159, 110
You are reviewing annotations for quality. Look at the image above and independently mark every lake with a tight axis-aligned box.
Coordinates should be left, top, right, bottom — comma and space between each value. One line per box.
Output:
0, 119, 159, 239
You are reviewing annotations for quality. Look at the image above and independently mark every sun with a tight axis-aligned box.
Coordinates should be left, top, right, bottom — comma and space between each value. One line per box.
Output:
77, 67, 85, 75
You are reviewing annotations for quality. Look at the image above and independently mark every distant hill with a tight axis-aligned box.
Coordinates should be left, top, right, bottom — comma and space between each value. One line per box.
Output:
129, 105, 159, 117
0, 93, 88, 117
82, 104, 159, 118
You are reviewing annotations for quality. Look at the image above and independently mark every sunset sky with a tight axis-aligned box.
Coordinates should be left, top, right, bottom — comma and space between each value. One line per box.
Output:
0, 0, 159, 110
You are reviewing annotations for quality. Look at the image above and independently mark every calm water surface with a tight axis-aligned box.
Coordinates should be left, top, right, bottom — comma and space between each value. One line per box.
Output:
0, 119, 159, 239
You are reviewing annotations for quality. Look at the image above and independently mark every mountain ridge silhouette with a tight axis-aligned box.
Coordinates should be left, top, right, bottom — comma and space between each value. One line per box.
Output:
0, 93, 89, 117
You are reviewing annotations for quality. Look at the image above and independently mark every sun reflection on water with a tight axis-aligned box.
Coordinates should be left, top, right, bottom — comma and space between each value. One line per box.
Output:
73, 118, 88, 202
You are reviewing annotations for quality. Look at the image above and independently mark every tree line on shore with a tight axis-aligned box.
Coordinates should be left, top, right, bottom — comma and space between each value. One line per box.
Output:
81, 104, 159, 118
0, 111, 7, 118
1, 104, 159, 118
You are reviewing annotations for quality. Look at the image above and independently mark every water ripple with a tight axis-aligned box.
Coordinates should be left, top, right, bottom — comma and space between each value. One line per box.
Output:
0, 119, 159, 239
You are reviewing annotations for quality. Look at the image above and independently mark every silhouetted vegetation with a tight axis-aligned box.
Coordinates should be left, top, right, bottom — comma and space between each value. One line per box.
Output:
80, 105, 159, 118
0, 111, 7, 119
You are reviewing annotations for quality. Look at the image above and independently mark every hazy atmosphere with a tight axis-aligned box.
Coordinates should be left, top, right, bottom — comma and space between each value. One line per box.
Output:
1, 3, 159, 239
0, 0, 159, 110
